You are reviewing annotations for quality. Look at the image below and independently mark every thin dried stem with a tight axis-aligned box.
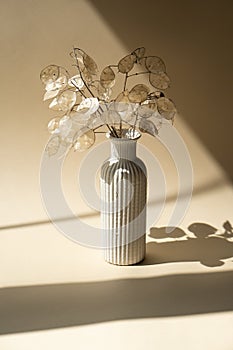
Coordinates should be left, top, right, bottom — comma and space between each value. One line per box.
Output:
123, 72, 128, 91
108, 64, 118, 69
127, 71, 149, 78
132, 108, 139, 137
70, 80, 87, 99
103, 102, 119, 138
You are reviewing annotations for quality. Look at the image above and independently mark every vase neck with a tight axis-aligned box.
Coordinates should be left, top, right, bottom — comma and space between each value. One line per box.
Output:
110, 139, 137, 160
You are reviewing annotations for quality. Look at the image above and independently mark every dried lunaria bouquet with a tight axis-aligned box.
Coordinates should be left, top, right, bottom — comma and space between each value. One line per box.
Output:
40, 47, 177, 156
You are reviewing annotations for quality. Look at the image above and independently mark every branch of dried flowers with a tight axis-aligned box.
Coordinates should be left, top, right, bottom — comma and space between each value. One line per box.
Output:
72, 47, 119, 138
41, 46, 177, 155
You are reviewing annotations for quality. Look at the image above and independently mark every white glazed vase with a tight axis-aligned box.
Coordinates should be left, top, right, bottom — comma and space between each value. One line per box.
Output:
100, 135, 147, 265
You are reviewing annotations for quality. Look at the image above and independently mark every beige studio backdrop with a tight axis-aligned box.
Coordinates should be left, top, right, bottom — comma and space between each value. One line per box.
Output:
0, 0, 232, 228
0, 0, 232, 229
0, 1, 233, 349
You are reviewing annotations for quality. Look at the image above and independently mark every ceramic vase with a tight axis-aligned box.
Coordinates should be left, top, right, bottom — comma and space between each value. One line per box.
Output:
100, 133, 147, 265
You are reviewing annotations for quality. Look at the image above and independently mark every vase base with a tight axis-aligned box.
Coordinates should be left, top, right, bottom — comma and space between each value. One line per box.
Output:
104, 235, 146, 266
105, 256, 145, 266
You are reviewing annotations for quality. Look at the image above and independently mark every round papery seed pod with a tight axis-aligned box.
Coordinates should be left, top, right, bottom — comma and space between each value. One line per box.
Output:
83, 53, 98, 75
40, 65, 60, 85
100, 66, 115, 88
128, 84, 150, 103
73, 129, 95, 151
45, 136, 60, 156
145, 56, 166, 73
132, 47, 146, 60
118, 54, 136, 73
149, 72, 170, 90
48, 117, 60, 134
139, 119, 158, 137
57, 90, 77, 111
157, 97, 176, 120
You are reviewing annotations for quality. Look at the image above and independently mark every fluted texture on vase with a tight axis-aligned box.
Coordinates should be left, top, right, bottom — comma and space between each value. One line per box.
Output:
100, 138, 147, 265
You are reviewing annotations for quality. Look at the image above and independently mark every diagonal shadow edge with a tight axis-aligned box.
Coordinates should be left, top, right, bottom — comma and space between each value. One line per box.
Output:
0, 271, 233, 334
0, 178, 226, 231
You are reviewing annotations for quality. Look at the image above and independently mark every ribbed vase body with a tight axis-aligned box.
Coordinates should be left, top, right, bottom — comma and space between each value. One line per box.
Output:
100, 137, 147, 265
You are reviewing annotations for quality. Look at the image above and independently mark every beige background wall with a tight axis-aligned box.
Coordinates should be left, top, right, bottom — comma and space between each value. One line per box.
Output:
0, 0, 232, 228
0, 0, 125, 226
0, 2, 233, 348
90, 0, 233, 179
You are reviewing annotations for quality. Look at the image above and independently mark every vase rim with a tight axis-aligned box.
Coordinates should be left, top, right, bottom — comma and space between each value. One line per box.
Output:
106, 129, 141, 141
